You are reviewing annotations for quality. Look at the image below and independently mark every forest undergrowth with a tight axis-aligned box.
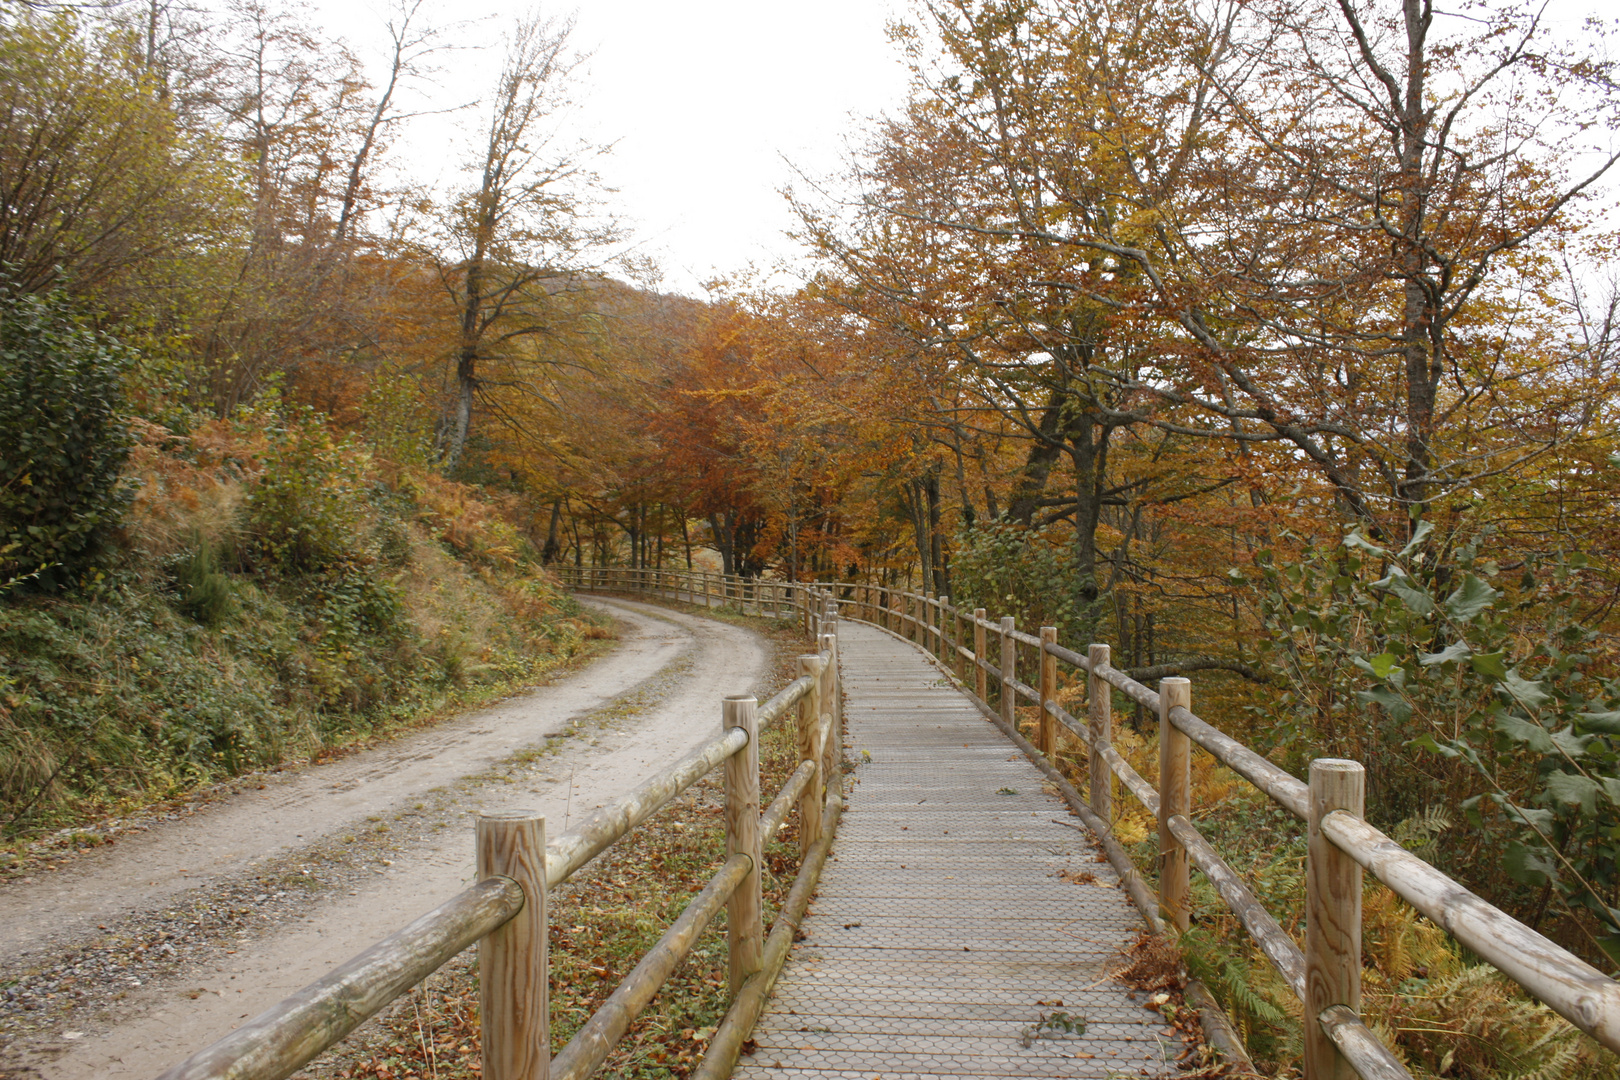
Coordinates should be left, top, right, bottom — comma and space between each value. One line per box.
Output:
0, 407, 613, 861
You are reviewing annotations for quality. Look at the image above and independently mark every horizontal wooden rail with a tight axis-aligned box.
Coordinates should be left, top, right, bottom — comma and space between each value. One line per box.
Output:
762, 759, 818, 839
1323, 810, 1620, 1051
550, 853, 753, 1080
546, 727, 749, 888
1165, 813, 1305, 996
694, 792, 845, 1080
1005, 626, 1043, 648
757, 675, 815, 729
157, 877, 525, 1080
1169, 704, 1310, 821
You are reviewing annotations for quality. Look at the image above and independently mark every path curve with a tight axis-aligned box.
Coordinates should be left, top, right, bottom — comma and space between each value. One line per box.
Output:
0, 597, 769, 1079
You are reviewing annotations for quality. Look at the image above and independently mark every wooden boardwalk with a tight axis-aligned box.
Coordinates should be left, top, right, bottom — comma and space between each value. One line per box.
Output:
736, 622, 1186, 1079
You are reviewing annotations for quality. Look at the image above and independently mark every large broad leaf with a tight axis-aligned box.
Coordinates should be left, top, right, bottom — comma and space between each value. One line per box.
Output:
1409, 733, 1460, 759
1343, 530, 1388, 558
1500, 800, 1557, 831
1493, 713, 1555, 753
1503, 840, 1558, 887
1373, 567, 1437, 615
1442, 574, 1498, 624
1357, 687, 1413, 723
1549, 726, 1596, 759
1545, 771, 1604, 815
1367, 651, 1404, 678
1470, 651, 1509, 679
1499, 668, 1550, 711
1420, 641, 1471, 666
1578, 710, 1620, 735
1396, 519, 1435, 559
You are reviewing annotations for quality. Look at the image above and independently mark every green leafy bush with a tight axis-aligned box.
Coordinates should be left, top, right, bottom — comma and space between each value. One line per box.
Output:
246, 407, 372, 573
0, 287, 135, 592
950, 521, 1097, 641
1255, 520, 1620, 967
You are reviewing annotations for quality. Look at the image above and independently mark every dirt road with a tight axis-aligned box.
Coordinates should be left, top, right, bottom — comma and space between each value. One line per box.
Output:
0, 597, 768, 1079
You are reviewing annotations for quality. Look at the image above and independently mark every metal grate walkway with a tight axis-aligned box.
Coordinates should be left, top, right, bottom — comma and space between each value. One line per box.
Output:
736, 622, 1186, 1079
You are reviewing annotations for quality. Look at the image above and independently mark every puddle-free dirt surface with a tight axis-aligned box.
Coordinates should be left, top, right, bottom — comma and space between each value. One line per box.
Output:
0, 597, 770, 1079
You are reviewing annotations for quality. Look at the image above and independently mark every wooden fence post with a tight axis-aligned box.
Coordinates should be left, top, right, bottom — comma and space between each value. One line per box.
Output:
796, 655, 825, 857
723, 696, 763, 997
477, 811, 549, 1080
973, 609, 988, 701
999, 616, 1016, 726
1087, 644, 1112, 823
819, 630, 839, 792
1306, 759, 1365, 1080
1158, 677, 1191, 932
1040, 627, 1058, 756
950, 600, 963, 681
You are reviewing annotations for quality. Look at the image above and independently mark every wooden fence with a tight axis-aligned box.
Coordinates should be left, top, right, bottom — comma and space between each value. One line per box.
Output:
571, 566, 1620, 1080
154, 588, 846, 1080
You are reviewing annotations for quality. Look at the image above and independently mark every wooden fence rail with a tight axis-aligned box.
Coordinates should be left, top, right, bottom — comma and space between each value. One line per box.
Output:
843, 577, 1620, 1078
156, 581, 843, 1080
564, 565, 1620, 1080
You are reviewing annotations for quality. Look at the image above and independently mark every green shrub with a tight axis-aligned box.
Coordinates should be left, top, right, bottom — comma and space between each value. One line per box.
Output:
169, 530, 234, 626
245, 407, 373, 573
0, 287, 135, 593
950, 520, 1100, 642
1254, 519, 1620, 967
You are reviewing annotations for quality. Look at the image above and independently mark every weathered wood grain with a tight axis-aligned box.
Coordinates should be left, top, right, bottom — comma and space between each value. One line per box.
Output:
755, 675, 813, 732
478, 812, 549, 1080
1318, 1006, 1414, 1080
796, 654, 824, 857
1306, 759, 1363, 1080
1323, 809, 1620, 1053
1039, 627, 1058, 756
724, 696, 764, 997
1158, 678, 1192, 933
972, 608, 987, 701
999, 615, 1016, 725
1088, 643, 1113, 823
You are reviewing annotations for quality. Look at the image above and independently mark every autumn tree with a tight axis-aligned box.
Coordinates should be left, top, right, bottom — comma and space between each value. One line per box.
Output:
860, 0, 1620, 538
0, 10, 226, 301
438, 11, 619, 472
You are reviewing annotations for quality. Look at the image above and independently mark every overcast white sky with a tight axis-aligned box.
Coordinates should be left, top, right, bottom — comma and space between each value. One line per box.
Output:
310, 0, 915, 298
306, 0, 1613, 299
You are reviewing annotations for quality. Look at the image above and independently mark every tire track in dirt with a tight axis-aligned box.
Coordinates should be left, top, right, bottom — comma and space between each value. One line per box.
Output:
0, 598, 769, 1079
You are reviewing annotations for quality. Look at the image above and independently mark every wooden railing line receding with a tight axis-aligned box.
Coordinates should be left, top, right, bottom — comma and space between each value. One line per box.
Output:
645, 566, 1620, 1078
159, 573, 844, 1080
554, 565, 1620, 1076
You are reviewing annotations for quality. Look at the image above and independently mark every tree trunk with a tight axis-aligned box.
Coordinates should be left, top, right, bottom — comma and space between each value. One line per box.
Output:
1067, 418, 1112, 634
1005, 393, 1067, 526
542, 501, 562, 563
